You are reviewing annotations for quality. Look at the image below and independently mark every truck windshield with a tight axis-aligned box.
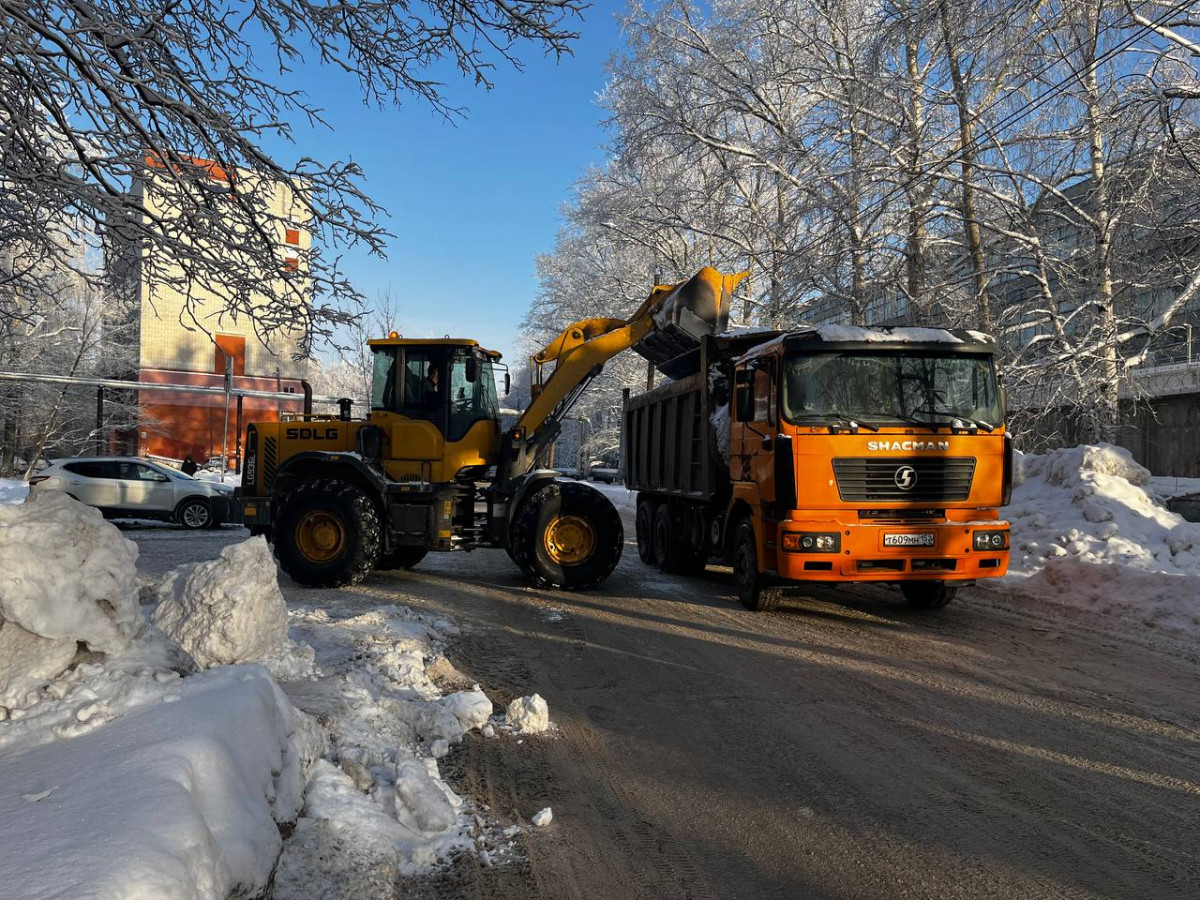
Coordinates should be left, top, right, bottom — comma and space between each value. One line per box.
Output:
782, 351, 1002, 427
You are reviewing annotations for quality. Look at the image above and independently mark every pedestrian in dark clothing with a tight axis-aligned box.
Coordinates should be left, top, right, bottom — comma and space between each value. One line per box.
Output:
181, 455, 198, 476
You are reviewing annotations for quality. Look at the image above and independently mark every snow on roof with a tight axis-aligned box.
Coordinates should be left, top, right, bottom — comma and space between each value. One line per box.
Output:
817, 325, 969, 344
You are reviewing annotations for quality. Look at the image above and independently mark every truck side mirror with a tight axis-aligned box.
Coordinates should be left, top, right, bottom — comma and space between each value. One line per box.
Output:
465, 357, 478, 383
734, 368, 753, 386
504, 372, 511, 395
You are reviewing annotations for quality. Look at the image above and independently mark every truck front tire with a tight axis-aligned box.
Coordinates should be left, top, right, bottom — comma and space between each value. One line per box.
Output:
734, 520, 778, 612
509, 482, 623, 590
273, 479, 381, 588
900, 582, 957, 609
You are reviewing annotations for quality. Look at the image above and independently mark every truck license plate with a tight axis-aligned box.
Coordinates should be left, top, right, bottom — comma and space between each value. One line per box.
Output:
884, 532, 935, 548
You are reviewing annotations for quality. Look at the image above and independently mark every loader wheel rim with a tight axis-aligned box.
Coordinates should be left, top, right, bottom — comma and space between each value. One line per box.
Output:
296, 510, 346, 563
543, 515, 596, 566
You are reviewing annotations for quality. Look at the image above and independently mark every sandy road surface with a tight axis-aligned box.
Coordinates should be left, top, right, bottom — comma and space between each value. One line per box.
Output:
131, 519, 1200, 900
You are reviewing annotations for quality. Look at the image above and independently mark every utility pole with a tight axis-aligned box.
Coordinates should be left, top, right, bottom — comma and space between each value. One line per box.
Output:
220, 357, 233, 483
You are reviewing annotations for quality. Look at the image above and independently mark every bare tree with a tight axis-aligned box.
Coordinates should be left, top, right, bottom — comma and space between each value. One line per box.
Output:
0, 0, 584, 351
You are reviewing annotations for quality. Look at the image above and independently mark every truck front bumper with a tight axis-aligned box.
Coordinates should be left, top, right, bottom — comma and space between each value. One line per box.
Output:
774, 518, 1010, 583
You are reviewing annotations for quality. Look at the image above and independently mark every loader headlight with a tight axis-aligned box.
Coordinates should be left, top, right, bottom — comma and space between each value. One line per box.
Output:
782, 532, 841, 553
973, 530, 1009, 551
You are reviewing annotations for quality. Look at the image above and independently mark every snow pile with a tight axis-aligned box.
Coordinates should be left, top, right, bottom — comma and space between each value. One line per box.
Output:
1000, 443, 1200, 631
506, 693, 551, 734
150, 536, 291, 668
0, 659, 323, 900
274, 605, 513, 896
0, 477, 28, 504
531, 807, 553, 827
0, 492, 142, 707
0, 491, 141, 654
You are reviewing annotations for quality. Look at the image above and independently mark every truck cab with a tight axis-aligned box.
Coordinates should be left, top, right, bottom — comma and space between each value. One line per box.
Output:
625, 327, 1013, 611
726, 329, 1011, 608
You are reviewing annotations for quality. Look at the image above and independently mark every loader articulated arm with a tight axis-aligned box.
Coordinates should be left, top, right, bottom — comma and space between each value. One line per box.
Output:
501, 267, 748, 486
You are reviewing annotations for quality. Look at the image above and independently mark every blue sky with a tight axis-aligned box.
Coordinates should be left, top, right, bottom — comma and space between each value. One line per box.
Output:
282, 2, 629, 366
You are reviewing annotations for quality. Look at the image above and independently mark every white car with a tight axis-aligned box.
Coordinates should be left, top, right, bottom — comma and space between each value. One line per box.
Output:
30, 457, 235, 529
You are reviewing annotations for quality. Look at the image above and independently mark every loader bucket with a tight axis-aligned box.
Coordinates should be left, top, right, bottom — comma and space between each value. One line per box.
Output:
633, 266, 748, 379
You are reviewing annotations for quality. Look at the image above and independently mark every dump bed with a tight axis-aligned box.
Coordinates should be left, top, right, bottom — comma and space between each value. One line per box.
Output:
624, 371, 722, 500
624, 331, 778, 502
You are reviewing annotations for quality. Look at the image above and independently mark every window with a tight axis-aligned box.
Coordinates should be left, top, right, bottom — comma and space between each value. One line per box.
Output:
116, 462, 163, 481
284, 228, 300, 246
214, 334, 246, 376
446, 357, 499, 441
64, 461, 109, 478
284, 257, 300, 271
752, 366, 772, 422
782, 352, 1002, 425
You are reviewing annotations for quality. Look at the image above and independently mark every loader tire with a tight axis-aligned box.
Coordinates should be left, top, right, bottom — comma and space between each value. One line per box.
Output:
377, 547, 428, 571
274, 479, 381, 588
900, 581, 957, 609
509, 481, 623, 590
635, 500, 657, 565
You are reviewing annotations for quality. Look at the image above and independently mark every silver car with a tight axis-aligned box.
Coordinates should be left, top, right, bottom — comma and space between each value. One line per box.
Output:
30, 457, 235, 529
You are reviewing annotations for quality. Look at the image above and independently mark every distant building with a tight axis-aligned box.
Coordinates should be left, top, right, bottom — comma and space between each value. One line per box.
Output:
122, 157, 310, 464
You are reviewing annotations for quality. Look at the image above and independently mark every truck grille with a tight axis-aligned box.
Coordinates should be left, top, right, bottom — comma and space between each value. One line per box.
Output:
833, 457, 976, 503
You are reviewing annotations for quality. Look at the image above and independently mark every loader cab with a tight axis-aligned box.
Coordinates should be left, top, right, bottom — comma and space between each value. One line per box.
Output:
367, 337, 503, 482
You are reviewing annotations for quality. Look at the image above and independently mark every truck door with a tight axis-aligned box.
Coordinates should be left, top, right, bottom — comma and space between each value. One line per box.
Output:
732, 360, 779, 502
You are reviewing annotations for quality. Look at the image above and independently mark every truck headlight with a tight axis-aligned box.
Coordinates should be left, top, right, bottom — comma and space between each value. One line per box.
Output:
973, 530, 1009, 551
782, 532, 841, 553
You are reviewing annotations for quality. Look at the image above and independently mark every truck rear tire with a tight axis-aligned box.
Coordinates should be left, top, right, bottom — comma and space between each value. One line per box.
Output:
636, 501, 657, 565
509, 481, 623, 590
733, 520, 778, 612
653, 504, 686, 573
273, 479, 381, 588
378, 547, 428, 571
900, 582, 957, 609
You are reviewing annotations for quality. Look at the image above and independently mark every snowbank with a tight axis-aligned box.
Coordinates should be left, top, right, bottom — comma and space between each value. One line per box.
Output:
0, 477, 28, 504
0, 662, 322, 900
275, 606, 505, 896
151, 536, 290, 668
0, 491, 140, 654
998, 444, 1200, 632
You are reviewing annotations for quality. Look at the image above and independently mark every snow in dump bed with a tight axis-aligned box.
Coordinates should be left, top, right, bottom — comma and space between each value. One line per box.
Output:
817, 324, 970, 344
997, 443, 1200, 632
0, 490, 141, 654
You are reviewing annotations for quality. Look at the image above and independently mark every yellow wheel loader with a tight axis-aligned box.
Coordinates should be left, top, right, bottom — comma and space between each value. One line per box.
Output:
238, 267, 748, 589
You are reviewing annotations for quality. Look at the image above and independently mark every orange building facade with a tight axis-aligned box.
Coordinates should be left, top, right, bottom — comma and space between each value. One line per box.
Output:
127, 159, 310, 465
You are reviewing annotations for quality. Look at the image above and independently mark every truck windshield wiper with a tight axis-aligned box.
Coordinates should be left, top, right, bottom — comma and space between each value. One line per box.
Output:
792, 414, 880, 433
910, 408, 996, 432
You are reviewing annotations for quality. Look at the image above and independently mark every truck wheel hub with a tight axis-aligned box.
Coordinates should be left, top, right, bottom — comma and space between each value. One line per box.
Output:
544, 515, 595, 565
297, 511, 346, 562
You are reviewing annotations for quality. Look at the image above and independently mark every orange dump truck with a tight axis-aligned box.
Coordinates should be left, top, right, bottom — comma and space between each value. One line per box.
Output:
624, 327, 1012, 611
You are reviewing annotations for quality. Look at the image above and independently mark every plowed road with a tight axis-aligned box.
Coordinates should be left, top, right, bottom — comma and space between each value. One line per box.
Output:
134, 515, 1200, 900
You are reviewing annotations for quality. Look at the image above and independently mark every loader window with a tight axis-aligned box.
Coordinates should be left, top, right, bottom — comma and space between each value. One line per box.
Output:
370, 347, 398, 410
447, 356, 500, 442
